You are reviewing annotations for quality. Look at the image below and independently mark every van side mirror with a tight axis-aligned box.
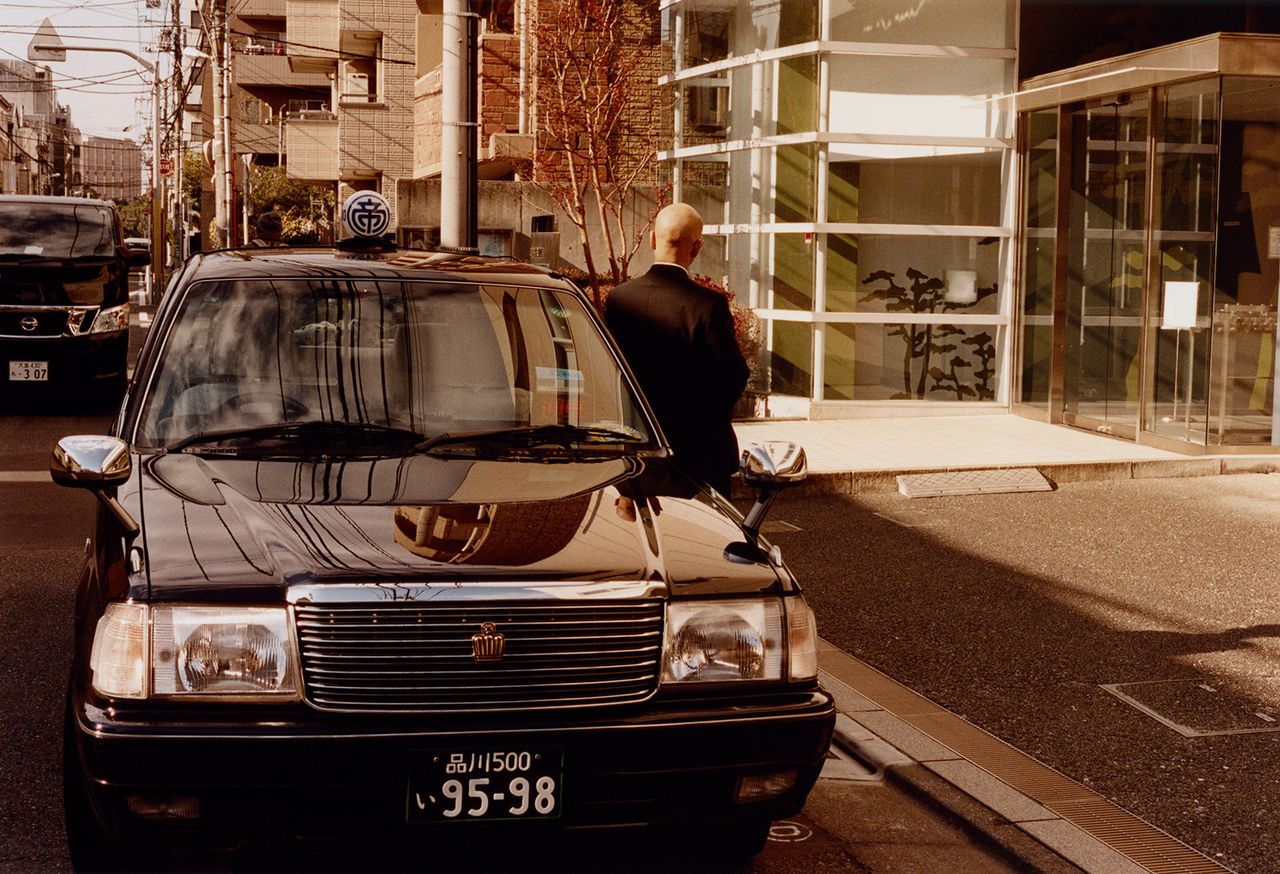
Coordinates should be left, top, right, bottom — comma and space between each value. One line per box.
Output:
739, 441, 807, 542
51, 435, 139, 536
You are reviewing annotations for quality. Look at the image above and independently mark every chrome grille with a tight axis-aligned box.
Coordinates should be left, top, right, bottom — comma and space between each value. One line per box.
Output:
295, 601, 664, 713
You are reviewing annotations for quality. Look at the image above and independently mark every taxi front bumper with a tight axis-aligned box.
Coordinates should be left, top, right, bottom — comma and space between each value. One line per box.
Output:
70, 689, 836, 850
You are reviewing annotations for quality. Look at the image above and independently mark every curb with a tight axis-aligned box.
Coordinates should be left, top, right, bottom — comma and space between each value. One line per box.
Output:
738, 456, 1280, 497
830, 714, 1087, 874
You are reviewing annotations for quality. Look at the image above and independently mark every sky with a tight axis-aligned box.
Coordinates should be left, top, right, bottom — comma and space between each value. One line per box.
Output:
0, 0, 171, 140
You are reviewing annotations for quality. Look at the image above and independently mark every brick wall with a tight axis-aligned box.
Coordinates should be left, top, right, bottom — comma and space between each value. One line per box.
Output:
480, 33, 521, 145
411, 0, 672, 187
529, 0, 670, 188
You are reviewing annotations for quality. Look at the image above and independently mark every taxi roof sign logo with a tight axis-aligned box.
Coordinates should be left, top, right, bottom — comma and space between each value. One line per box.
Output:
341, 191, 391, 239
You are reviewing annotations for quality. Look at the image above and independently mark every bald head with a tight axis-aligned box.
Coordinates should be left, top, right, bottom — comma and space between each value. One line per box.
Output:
651, 203, 704, 268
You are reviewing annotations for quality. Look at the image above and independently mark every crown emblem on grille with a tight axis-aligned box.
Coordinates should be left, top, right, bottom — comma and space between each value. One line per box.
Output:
471, 622, 505, 664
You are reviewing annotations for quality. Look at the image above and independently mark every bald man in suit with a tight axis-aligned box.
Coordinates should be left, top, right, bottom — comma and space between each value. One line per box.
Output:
605, 204, 750, 497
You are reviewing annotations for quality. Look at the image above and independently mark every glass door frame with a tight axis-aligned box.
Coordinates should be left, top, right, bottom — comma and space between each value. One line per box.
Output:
1052, 92, 1159, 441
1013, 85, 1227, 452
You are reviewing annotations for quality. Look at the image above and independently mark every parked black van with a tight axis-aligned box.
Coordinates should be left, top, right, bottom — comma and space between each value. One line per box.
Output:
0, 195, 148, 405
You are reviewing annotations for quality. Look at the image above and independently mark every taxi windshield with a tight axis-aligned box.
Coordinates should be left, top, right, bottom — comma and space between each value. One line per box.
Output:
134, 278, 656, 454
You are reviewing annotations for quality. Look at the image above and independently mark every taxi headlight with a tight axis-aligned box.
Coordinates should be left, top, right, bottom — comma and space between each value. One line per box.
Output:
152, 606, 299, 699
662, 599, 783, 683
88, 603, 300, 700
89, 304, 129, 334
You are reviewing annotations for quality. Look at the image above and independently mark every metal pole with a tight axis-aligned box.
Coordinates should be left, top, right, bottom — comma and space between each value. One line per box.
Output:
171, 0, 184, 268
210, 0, 227, 247
151, 74, 163, 300
222, 12, 234, 246
440, 0, 477, 253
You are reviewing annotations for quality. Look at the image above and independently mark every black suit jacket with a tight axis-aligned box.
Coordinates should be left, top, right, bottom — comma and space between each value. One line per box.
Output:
605, 265, 750, 488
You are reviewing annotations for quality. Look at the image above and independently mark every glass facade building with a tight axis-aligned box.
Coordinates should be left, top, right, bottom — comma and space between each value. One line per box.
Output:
1014, 34, 1280, 450
661, 0, 1018, 416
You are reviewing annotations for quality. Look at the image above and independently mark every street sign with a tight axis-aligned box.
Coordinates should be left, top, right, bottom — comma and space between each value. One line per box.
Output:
27, 19, 65, 62
159, 157, 173, 176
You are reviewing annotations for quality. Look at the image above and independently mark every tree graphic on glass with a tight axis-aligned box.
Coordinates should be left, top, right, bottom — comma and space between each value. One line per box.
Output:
861, 268, 997, 400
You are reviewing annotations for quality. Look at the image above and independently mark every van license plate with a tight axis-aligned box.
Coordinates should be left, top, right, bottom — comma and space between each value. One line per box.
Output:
408, 748, 563, 822
8, 361, 48, 382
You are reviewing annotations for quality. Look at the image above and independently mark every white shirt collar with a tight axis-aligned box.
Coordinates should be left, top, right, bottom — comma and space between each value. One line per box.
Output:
652, 261, 690, 276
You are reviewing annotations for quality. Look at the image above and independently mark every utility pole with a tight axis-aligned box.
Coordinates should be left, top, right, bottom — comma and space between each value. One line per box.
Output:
221, 6, 234, 245
440, 0, 478, 254
171, 0, 184, 264
207, 0, 230, 248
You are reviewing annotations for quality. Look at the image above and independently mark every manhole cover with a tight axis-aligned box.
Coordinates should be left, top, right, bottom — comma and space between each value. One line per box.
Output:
897, 468, 1052, 498
1102, 677, 1280, 737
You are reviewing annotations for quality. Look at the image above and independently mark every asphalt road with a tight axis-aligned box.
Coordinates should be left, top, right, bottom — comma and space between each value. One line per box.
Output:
767, 476, 1280, 874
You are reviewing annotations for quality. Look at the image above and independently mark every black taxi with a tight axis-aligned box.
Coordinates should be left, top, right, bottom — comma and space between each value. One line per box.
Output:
52, 193, 833, 866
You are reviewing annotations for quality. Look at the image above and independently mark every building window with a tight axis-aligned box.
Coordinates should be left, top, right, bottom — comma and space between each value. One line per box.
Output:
486, 0, 515, 34
341, 36, 382, 104
668, 0, 1016, 408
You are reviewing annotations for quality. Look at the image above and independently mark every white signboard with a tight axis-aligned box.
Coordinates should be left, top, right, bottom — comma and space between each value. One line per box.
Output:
1269, 226, 1280, 260
26, 20, 65, 62
1161, 281, 1199, 330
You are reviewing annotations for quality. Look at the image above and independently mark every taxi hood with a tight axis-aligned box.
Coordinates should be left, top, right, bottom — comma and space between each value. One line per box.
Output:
134, 452, 781, 601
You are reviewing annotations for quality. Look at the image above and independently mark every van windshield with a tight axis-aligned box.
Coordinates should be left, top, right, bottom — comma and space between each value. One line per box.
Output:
0, 202, 116, 259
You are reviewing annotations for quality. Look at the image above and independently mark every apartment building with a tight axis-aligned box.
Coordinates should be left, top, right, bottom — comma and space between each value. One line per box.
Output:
282, 0, 415, 209
190, 0, 413, 241
79, 135, 144, 201
0, 60, 75, 196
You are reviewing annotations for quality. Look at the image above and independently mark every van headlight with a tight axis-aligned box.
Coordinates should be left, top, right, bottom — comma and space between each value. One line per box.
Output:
89, 603, 300, 700
88, 303, 129, 334
662, 597, 818, 684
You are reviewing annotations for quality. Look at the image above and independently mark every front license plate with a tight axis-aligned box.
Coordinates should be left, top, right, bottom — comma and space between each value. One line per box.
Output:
8, 361, 48, 382
408, 747, 563, 823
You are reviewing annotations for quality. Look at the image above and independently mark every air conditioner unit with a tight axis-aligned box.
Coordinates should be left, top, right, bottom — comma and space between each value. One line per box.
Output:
529, 231, 560, 268
343, 71, 370, 101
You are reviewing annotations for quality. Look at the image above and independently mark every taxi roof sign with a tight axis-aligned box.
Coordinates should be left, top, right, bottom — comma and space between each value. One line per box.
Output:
28, 20, 66, 63
341, 191, 392, 239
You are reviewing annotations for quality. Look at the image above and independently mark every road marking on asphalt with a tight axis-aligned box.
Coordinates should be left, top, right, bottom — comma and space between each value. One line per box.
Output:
768, 821, 813, 843
0, 471, 51, 483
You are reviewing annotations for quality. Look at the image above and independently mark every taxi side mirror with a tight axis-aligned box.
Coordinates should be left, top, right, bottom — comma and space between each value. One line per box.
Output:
739, 441, 807, 542
51, 435, 139, 536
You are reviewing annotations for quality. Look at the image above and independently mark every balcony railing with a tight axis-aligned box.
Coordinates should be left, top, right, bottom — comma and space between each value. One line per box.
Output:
233, 54, 330, 88
234, 0, 286, 17
286, 117, 338, 181
236, 122, 284, 156
285, 0, 339, 72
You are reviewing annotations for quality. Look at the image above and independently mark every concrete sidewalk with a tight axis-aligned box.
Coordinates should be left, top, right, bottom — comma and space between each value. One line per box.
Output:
734, 414, 1280, 492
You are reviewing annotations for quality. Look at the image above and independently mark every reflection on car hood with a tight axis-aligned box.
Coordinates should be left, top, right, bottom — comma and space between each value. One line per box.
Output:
136, 452, 780, 600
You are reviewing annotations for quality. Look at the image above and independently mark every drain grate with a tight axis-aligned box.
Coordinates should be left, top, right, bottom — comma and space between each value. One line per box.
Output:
1102, 677, 1280, 737
897, 467, 1052, 498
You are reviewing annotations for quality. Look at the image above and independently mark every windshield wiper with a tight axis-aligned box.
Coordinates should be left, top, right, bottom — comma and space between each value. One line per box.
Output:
167, 421, 426, 454
416, 423, 646, 455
